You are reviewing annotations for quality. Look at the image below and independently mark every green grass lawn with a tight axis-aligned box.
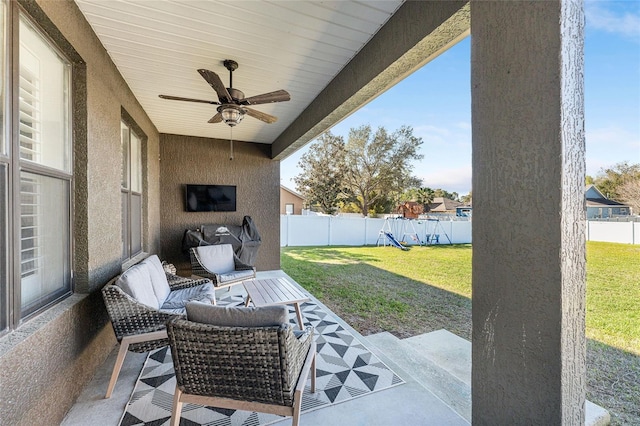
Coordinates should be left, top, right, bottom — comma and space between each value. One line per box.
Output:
281, 241, 640, 424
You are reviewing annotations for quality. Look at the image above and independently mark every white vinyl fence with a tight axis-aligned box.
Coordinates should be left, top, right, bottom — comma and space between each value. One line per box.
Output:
280, 216, 639, 246
280, 215, 472, 247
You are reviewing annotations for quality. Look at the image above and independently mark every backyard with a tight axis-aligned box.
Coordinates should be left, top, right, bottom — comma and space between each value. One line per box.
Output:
281, 241, 640, 425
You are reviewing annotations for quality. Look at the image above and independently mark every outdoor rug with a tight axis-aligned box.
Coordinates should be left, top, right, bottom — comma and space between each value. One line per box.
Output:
120, 294, 404, 426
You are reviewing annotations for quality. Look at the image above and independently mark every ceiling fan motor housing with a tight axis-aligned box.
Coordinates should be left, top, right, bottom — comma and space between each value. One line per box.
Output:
227, 88, 245, 102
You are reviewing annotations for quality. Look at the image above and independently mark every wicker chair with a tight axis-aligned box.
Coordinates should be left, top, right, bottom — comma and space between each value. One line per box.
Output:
102, 268, 213, 398
167, 304, 316, 426
189, 244, 256, 300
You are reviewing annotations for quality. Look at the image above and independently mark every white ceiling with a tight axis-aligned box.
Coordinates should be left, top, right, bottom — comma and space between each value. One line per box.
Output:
75, 0, 404, 145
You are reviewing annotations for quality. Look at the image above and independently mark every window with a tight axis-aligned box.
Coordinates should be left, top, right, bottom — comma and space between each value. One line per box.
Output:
121, 120, 143, 260
0, 3, 73, 333
285, 203, 294, 215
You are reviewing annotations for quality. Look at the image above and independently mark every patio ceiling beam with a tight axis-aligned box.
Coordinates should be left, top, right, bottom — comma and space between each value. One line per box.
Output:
270, 0, 470, 160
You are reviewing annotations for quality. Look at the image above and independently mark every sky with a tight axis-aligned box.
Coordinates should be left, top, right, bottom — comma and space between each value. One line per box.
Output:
280, 0, 640, 197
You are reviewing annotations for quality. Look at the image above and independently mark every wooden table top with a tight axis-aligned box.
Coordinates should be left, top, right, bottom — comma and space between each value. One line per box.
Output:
243, 277, 310, 306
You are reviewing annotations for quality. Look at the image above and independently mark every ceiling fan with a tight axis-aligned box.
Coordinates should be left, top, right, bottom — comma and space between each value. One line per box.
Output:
159, 59, 290, 127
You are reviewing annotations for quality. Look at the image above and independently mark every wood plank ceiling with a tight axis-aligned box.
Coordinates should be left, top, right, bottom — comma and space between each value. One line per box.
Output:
75, 0, 404, 147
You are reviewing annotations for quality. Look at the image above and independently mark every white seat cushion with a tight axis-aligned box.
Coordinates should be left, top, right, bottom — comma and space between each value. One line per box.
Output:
140, 255, 171, 305
116, 263, 159, 309
161, 282, 216, 311
195, 244, 236, 274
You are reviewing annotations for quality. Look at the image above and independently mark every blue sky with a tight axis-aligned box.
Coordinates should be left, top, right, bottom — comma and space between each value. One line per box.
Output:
280, 1, 640, 197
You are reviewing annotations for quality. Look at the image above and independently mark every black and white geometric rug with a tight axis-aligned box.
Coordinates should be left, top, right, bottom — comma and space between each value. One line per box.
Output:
120, 295, 404, 426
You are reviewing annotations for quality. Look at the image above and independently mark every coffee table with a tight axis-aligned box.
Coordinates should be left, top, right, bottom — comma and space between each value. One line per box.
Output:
243, 277, 310, 330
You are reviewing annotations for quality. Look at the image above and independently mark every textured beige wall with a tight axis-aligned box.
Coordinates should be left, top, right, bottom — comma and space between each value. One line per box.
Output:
160, 134, 281, 272
0, 1, 161, 425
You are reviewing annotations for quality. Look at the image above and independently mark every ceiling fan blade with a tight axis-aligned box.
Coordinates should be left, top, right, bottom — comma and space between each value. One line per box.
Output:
208, 113, 223, 123
198, 69, 233, 103
159, 94, 220, 104
245, 107, 278, 124
241, 89, 290, 105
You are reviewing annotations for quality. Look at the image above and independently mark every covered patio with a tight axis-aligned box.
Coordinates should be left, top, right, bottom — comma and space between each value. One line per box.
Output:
1, 1, 593, 425
62, 270, 471, 426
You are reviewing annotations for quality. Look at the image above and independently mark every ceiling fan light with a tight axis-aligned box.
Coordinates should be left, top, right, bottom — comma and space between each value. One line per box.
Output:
220, 105, 244, 127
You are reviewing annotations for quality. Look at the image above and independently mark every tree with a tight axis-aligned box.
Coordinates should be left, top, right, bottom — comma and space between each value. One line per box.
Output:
618, 179, 640, 215
342, 125, 423, 216
592, 162, 640, 201
460, 191, 472, 205
294, 132, 346, 215
433, 188, 459, 201
415, 187, 435, 211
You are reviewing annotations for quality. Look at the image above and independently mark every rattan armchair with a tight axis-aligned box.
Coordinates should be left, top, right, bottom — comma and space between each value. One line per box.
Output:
167, 306, 316, 426
189, 244, 256, 300
102, 269, 213, 398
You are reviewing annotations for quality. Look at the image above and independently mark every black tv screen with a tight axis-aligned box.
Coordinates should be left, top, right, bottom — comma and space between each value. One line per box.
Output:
185, 184, 236, 212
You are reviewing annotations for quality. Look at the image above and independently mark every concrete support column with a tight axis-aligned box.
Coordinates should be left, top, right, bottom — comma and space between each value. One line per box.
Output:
471, 1, 586, 424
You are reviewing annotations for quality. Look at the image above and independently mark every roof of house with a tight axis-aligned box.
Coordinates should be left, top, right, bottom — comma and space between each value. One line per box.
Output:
280, 185, 305, 200
584, 184, 629, 208
428, 197, 463, 212
586, 198, 628, 208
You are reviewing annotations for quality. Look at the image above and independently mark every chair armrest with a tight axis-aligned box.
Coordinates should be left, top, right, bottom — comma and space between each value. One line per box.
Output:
166, 273, 212, 290
282, 326, 314, 396
102, 281, 182, 342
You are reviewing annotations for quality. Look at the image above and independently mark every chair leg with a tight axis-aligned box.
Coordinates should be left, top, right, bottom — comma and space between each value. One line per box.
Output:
105, 339, 130, 398
170, 386, 183, 426
292, 396, 302, 426
311, 351, 317, 393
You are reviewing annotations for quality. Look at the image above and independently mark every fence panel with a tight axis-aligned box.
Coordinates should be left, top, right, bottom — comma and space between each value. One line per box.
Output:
588, 221, 635, 244
328, 217, 366, 245
282, 216, 637, 247
284, 215, 330, 246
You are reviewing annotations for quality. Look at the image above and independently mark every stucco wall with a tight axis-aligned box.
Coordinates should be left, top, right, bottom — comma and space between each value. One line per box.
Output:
471, 1, 586, 423
159, 134, 281, 273
0, 1, 161, 425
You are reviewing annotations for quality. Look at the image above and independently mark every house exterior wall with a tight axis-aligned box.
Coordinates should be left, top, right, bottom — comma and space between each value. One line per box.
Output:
280, 188, 304, 215
0, 1, 160, 424
159, 134, 281, 273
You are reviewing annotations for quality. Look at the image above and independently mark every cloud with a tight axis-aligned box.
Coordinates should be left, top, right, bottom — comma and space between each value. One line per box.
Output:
586, 2, 640, 39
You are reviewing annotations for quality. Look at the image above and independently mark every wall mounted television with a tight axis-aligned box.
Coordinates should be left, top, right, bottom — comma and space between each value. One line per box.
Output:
185, 184, 236, 212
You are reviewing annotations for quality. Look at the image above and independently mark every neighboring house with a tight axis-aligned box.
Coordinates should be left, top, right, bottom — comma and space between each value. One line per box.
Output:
427, 197, 464, 213
585, 185, 631, 218
280, 185, 305, 215
396, 201, 424, 219
456, 206, 473, 217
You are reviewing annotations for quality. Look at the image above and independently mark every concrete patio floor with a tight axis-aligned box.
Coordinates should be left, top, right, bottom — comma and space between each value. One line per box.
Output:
61, 270, 609, 425
61, 270, 469, 426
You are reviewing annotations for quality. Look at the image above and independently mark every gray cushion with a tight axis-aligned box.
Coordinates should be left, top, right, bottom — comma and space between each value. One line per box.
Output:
195, 244, 235, 274
140, 255, 171, 304
186, 302, 288, 327
218, 269, 255, 284
161, 283, 216, 310
116, 263, 159, 309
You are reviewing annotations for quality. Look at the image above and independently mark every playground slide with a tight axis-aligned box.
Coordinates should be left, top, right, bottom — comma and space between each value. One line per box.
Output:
384, 232, 408, 250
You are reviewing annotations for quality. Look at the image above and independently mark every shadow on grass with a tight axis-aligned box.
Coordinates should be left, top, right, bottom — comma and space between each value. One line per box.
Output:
281, 246, 639, 425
